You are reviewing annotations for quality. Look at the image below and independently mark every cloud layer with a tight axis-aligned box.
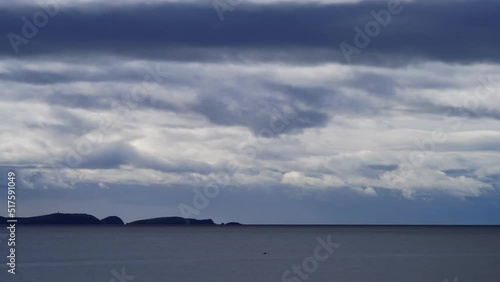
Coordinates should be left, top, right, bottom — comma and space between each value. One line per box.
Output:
1, 0, 500, 223
1, 1, 499, 65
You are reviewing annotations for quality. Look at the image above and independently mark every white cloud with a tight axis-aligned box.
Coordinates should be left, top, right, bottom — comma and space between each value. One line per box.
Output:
282, 171, 345, 189
0, 57, 499, 199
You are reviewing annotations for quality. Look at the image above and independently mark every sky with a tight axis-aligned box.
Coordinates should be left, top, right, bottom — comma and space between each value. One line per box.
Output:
1, 0, 500, 224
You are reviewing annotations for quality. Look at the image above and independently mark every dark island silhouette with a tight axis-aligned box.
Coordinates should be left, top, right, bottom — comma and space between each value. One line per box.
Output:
0, 213, 242, 226
127, 217, 214, 226
0, 213, 101, 225
101, 216, 125, 225
221, 222, 243, 226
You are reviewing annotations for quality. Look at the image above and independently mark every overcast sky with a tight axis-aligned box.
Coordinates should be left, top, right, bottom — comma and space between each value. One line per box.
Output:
1, 0, 500, 224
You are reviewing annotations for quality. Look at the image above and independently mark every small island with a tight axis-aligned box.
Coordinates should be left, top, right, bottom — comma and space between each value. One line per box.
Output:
221, 222, 243, 226
127, 217, 215, 226
101, 216, 125, 225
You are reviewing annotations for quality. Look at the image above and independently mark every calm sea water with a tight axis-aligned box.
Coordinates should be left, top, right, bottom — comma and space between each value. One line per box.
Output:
0, 226, 499, 282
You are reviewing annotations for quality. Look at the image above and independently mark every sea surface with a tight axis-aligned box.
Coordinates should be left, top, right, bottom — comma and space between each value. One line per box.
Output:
0, 226, 499, 282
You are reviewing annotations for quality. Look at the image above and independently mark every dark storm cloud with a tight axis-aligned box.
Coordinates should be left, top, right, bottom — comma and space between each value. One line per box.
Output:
407, 99, 500, 123
191, 93, 329, 135
0, 67, 143, 84
267, 83, 385, 116
47, 92, 112, 109
1, 1, 499, 64
57, 141, 213, 173
0, 68, 72, 84
358, 164, 399, 178
3, 78, 179, 112
443, 169, 476, 178
29, 108, 98, 135
269, 84, 334, 108
345, 72, 398, 97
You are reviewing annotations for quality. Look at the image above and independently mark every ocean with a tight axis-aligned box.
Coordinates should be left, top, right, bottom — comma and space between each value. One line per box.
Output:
0, 226, 499, 282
